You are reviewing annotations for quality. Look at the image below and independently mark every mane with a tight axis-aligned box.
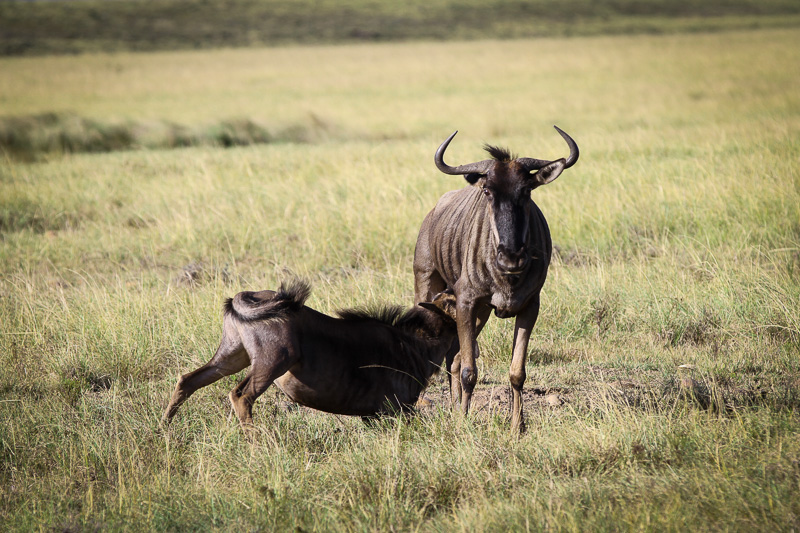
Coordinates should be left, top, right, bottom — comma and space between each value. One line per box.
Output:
335, 305, 407, 326
336, 304, 440, 334
335, 304, 453, 344
483, 144, 515, 162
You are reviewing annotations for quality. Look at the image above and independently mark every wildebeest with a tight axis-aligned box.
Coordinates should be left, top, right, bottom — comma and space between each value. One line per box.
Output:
162, 281, 458, 428
413, 126, 579, 432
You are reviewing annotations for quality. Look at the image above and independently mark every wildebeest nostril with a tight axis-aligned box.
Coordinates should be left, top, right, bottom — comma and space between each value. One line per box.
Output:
498, 244, 526, 261
496, 250, 528, 273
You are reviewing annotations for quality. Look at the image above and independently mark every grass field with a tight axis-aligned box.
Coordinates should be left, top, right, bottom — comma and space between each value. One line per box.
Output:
1, 26, 800, 530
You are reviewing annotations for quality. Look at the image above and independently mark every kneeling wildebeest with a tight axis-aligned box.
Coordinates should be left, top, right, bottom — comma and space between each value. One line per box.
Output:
162, 281, 458, 428
414, 126, 579, 433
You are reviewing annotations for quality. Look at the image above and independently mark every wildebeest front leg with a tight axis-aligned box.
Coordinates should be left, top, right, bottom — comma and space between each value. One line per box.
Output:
447, 342, 462, 408
449, 306, 491, 409
509, 297, 540, 434
455, 297, 480, 415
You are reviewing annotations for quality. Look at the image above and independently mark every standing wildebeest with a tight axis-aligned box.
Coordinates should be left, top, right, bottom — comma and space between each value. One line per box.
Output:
414, 126, 579, 432
162, 281, 458, 428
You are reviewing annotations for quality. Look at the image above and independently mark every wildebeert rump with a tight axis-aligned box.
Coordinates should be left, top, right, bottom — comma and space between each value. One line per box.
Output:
162, 281, 458, 428
413, 126, 579, 432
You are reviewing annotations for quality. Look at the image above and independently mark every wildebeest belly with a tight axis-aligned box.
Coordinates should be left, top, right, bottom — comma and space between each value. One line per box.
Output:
273, 366, 417, 417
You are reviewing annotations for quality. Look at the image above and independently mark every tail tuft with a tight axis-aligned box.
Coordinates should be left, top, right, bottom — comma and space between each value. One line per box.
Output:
225, 279, 311, 322
223, 297, 235, 316
275, 279, 311, 311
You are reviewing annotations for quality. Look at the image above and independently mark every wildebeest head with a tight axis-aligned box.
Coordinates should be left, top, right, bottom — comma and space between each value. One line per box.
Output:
434, 126, 579, 275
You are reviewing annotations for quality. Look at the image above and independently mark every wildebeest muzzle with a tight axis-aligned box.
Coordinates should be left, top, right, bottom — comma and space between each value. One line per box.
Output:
496, 244, 529, 275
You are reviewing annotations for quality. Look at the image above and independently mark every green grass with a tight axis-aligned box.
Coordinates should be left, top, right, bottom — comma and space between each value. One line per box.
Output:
2, 27, 800, 530
2, 0, 800, 56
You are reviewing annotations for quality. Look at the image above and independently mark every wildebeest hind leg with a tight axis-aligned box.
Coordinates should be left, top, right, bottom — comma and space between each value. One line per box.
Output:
162, 333, 248, 424
228, 343, 297, 428
413, 266, 446, 306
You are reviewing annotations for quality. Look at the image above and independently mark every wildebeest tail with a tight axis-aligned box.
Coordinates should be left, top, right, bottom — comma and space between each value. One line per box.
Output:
224, 280, 311, 322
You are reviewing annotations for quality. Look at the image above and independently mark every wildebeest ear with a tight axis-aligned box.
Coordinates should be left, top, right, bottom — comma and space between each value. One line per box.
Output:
420, 291, 458, 320
531, 158, 566, 186
418, 302, 444, 316
464, 173, 484, 185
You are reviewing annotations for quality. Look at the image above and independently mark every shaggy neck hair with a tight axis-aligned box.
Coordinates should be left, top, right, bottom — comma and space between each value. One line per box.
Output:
335, 305, 455, 392
335, 305, 451, 340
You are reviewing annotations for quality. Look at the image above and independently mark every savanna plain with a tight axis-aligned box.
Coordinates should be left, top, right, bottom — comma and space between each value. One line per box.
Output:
1, 27, 800, 531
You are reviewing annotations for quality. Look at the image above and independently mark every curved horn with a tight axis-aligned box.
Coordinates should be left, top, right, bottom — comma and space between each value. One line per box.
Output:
434, 131, 494, 176
554, 125, 579, 168
516, 156, 551, 171
517, 125, 580, 171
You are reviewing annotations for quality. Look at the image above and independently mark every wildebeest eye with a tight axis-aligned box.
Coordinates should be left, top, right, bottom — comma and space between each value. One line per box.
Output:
481, 186, 492, 197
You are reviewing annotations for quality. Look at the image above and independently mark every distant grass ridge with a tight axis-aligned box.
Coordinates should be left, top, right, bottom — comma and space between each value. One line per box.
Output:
2, 0, 800, 55
0, 113, 338, 161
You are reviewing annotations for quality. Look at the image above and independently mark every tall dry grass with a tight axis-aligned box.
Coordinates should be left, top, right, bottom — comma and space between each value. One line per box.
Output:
1, 28, 799, 530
